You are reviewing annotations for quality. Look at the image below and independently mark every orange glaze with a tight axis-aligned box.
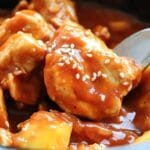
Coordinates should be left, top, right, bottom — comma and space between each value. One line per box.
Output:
44, 21, 141, 122
0, 1, 148, 147
62, 109, 139, 146
124, 66, 150, 132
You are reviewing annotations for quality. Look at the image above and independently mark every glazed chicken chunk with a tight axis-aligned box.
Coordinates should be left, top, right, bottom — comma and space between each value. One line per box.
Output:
125, 65, 150, 131
29, 0, 78, 27
0, 9, 52, 104
0, 10, 54, 46
0, 32, 46, 104
44, 21, 141, 120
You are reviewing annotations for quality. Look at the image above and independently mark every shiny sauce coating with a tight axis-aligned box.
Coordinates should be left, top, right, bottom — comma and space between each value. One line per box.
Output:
0, 1, 149, 147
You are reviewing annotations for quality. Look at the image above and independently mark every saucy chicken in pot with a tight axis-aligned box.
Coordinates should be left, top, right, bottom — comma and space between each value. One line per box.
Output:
0, 0, 149, 149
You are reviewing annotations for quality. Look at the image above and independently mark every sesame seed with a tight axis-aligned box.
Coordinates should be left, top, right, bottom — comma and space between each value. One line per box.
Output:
97, 71, 102, 77
22, 25, 31, 31
62, 44, 69, 48
70, 43, 75, 49
69, 57, 73, 61
55, 49, 62, 55
91, 72, 97, 81
78, 65, 82, 71
65, 59, 70, 64
76, 73, 80, 79
51, 42, 56, 49
128, 84, 133, 91
60, 48, 71, 53
100, 94, 106, 102
82, 76, 86, 81
104, 58, 110, 64
102, 73, 107, 78
86, 53, 93, 58
47, 47, 52, 52
38, 40, 44, 47
57, 63, 64, 67
69, 51, 74, 56
61, 36, 67, 39
62, 55, 67, 60
114, 58, 120, 64
122, 81, 129, 86
85, 74, 90, 79
85, 30, 91, 36
119, 72, 125, 79
72, 63, 77, 69
82, 74, 90, 81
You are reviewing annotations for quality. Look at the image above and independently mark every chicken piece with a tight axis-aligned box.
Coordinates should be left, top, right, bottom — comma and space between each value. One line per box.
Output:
0, 87, 9, 128
44, 21, 141, 120
0, 32, 46, 104
3, 72, 41, 105
125, 65, 150, 131
13, 111, 72, 150
0, 32, 46, 79
0, 10, 54, 46
13, 0, 30, 12
29, 0, 78, 27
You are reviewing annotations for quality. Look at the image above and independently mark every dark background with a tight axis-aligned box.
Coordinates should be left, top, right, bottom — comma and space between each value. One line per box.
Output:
0, 0, 150, 21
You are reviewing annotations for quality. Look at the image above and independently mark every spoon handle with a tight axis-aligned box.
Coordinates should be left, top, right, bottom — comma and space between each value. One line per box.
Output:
142, 53, 150, 70
105, 142, 150, 150
114, 28, 150, 68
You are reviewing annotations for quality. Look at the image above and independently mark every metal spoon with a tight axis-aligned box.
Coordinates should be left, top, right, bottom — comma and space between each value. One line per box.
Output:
114, 28, 150, 69
105, 142, 150, 150
105, 28, 150, 150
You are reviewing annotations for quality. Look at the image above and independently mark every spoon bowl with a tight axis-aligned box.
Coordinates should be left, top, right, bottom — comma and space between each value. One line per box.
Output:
114, 28, 150, 68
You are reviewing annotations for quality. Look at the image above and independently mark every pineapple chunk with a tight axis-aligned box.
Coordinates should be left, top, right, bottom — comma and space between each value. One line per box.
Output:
13, 111, 72, 150
135, 131, 150, 143
0, 128, 12, 147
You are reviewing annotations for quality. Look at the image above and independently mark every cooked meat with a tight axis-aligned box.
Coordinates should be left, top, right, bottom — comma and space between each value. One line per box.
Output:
0, 10, 54, 46
3, 73, 41, 105
125, 65, 150, 131
29, 0, 78, 27
0, 87, 9, 129
0, 32, 46, 79
44, 21, 141, 120
0, 32, 46, 104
